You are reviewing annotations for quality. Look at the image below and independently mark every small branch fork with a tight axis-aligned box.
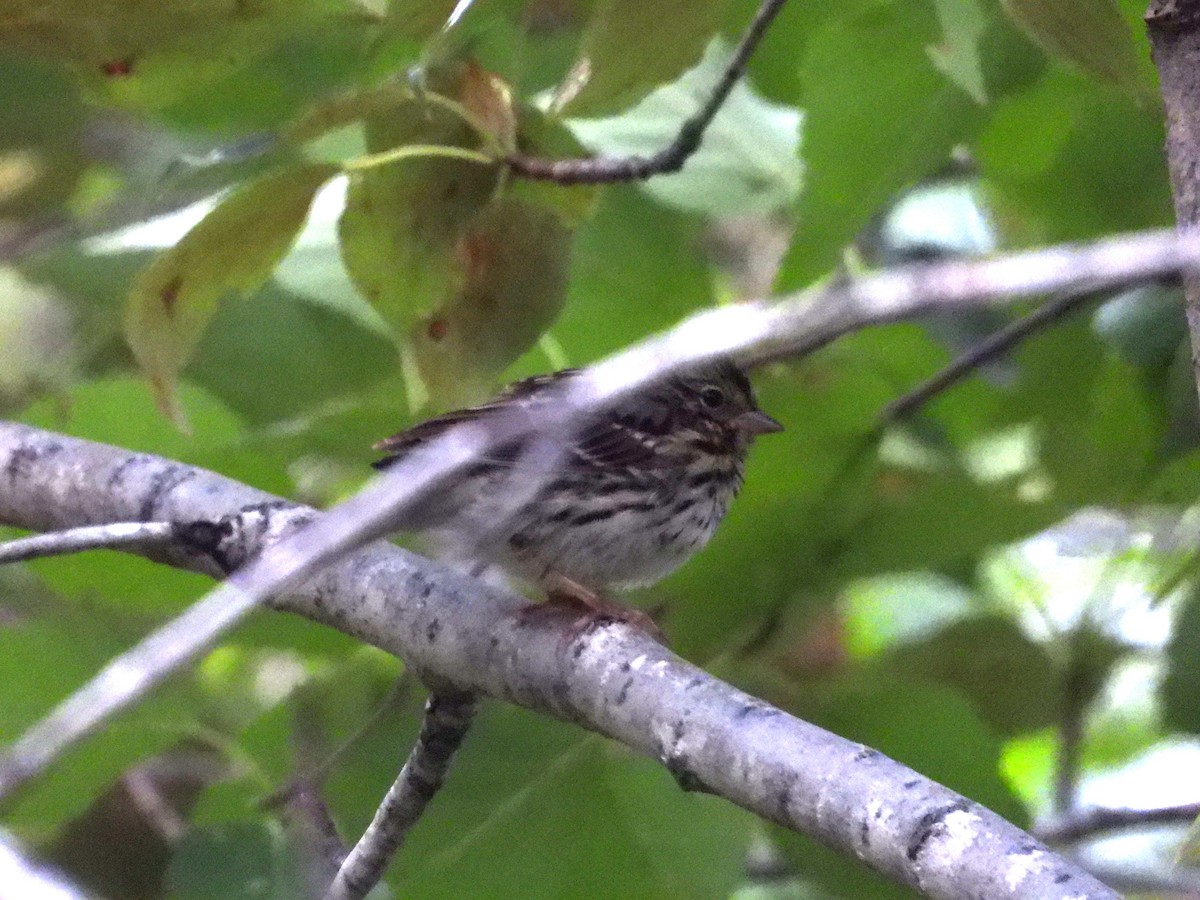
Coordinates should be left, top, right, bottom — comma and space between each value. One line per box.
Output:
505, 0, 789, 184
325, 692, 477, 900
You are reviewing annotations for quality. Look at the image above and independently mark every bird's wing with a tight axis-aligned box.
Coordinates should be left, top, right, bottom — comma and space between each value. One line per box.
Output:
570, 417, 671, 469
372, 370, 577, 469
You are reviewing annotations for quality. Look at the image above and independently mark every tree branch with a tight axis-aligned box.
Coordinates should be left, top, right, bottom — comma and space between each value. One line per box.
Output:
880, 289, 1100, 423
4, 226, 1198, 898
0, 422, 1120, 898
1148, 1, 1200, 396
506, 0, 789, 184
0, 521, 177, 564
325, 692, 477, 900
280, 780, 349, 897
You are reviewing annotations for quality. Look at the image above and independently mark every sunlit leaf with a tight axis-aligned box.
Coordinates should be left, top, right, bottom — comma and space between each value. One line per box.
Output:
928, 0, 989, 103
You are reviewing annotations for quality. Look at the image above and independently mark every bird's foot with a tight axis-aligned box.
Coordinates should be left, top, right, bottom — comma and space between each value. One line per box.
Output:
517, 573, 667, 645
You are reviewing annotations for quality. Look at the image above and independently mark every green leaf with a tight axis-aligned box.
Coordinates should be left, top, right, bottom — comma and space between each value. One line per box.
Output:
166, 821, 311, 900
977, 68, 1171, 244
927, 0, 989, 103
999, 0, 1147, 97
779, 0, 985, 286
0, 605, 202, 830
188, 282, 398, 427
1093, 283, 1187, 370
367, 705, 751, 898
556, 0, 728, 117
336, 64, 589, 408
1021, 324, 1163, 505
0, 52, 88, 219
0, 2, 376, 128
407, 197, 574, 406
553, 185, 714, 359
124, 163, 338, 423
882, 615, 1059, 734
837, 470, 1054, 576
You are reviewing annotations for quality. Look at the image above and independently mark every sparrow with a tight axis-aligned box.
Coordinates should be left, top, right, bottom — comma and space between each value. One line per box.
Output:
374, 359, 781, 636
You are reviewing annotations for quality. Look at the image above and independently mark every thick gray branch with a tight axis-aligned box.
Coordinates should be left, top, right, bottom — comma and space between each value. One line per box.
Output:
0, 422, 1118, 899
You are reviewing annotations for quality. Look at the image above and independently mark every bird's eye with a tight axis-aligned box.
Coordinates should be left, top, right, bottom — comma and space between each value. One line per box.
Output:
699, 386, 725, 408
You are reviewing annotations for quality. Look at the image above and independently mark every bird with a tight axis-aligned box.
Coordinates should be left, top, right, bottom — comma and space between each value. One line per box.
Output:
373, 358, 782, 637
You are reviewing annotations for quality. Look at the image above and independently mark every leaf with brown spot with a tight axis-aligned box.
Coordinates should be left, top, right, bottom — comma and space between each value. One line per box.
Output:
409, 198, 573, 407
337, 59, 594, 410
459, 60, 517, 151
124, 162, 338, 424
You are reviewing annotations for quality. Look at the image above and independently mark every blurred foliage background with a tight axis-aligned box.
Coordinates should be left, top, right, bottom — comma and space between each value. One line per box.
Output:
1, 0, 1198, 896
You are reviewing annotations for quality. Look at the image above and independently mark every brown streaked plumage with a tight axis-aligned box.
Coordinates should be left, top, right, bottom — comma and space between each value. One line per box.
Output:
374, 359, 781, 635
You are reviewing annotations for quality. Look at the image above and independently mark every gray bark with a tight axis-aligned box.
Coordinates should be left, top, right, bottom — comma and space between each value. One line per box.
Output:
0, 420, 1118, 899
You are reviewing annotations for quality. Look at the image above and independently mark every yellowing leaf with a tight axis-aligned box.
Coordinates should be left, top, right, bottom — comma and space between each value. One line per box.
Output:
124, 162, 337, 423
336, 93, 500, 333
0, 1, 367, 110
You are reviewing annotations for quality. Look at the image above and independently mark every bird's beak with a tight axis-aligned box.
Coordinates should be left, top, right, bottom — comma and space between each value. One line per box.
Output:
734, 409, 784, 436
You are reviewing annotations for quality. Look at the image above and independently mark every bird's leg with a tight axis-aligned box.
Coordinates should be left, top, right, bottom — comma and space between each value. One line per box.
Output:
520, 571, 666, 644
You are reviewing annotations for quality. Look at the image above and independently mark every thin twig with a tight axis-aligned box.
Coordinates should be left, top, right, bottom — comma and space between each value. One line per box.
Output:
506, 0, 788, 184
0, 522, 176, 565
4, 227, 1200, 809
263, 677, 414, 810
281, 780, 349, 896
325, 692, 477, 900
880, 289, 1101, 423
1037, 802, 1200, 845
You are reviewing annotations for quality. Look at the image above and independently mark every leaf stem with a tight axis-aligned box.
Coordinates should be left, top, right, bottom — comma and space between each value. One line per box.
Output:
343, 144, 496, 173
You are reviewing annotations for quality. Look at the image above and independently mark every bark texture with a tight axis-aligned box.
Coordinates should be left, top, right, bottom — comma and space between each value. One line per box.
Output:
0, 421, 1119, 899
